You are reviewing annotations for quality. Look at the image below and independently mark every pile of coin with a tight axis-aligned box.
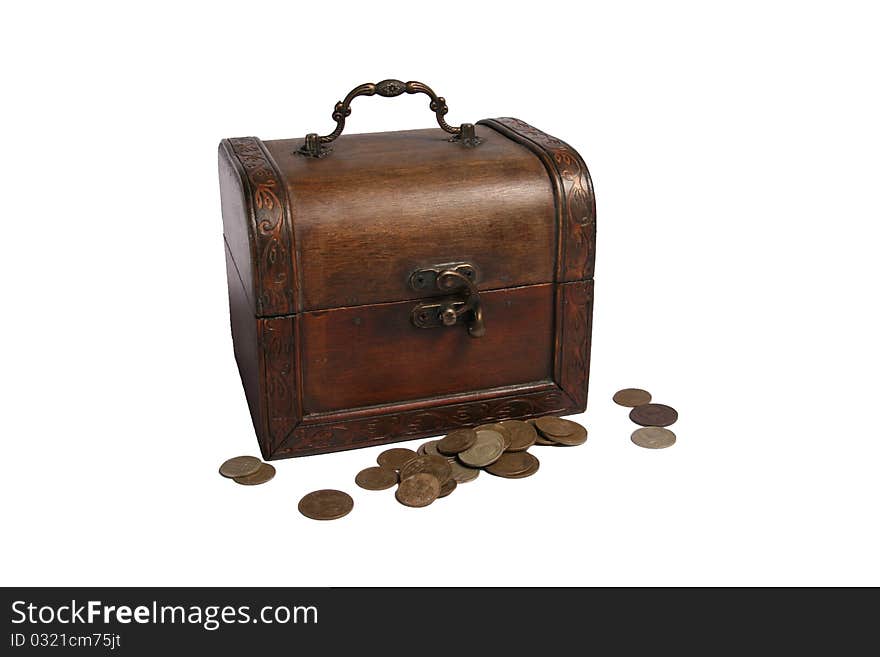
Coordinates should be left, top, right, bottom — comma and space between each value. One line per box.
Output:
613, 388, 678, 449
296, 416, 587, 518
218, 455, 276, 485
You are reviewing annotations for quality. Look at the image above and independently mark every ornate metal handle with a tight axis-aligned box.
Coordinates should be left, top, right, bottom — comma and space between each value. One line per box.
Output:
298, 79, 482, 158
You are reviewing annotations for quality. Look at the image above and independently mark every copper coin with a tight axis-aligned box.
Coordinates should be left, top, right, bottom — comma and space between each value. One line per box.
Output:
219, 456, 263, 479
631, 427, 677, 449
298, 489, 354, 521
476, 423, 511, 449
613, 388, 653, 407
458, 430, 505, 467
534, 433, 560, 446
528, 419, 560, 445
438, 477, 458, 498
233, 462, 276, 485
546, 424, 587, 446
416, 443, 427, 456
395, 473, 440, 507
629, 403, 678, 427
377, 447, 417, 471
485, 451, 538, 478
450, 459, 480, 483
534, 416, 578, 438
399, 454, 453, 485
355, 466, 398, 490
437, 428, 478, 455
505, 456, 540, 478
499, 420, 537, 452
422, 440, 456, 462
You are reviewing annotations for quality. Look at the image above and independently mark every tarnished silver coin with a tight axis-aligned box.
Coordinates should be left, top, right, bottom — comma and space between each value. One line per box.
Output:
458, 430, 505, 467
219, 456, 263, 479
631, 427, 677, 449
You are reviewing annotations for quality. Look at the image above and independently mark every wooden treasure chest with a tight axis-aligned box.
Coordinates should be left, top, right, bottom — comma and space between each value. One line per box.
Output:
218, 79, 595, 459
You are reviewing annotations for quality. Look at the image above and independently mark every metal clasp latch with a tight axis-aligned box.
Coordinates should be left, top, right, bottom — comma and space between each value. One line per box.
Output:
410, 263, 486, 338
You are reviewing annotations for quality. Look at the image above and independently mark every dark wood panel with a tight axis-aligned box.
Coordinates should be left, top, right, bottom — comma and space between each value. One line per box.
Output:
299, 284, 555, 413
265, 129, 556, 310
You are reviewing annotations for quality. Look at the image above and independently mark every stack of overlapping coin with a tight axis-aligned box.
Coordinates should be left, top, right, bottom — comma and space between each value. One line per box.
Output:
344, 416, 587, 512
613, 388, 678, 449
218, 455, 276, 485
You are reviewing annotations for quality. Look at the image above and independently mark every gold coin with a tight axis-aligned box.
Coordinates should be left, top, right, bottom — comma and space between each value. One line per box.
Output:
399, 454, 453, 485
219, 455, 263, 479
438, 477, 457, 498
298, 489, 354, 521
631, 427, 677, 449
377, 447, 417, 471
233, 462, 275, 485
458, 430, 505, 467
499, 420, 537, 452
355, 466, 398, 490
396, 473, 440, 507
485, 451, 538, 478
613, 388, 653, 407
450, 459, 480, 483
437, 428, 478, 455
477, 423, 511, 449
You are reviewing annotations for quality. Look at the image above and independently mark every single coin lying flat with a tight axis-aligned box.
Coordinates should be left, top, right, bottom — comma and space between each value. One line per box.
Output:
298, 489, 354, 521
612, 388, 652, 407
377, 447, 418, 471
631, 427, 676, 449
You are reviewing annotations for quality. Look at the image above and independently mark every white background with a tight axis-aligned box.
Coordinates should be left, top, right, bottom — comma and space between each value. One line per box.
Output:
2, 1, 878, 586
